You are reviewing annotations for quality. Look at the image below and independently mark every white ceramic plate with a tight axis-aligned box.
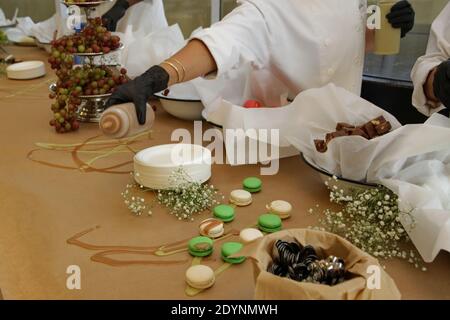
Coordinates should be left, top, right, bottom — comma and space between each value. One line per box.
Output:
134, 144, 212, 190
7, 61, 46, 80
154, 82, 204, 121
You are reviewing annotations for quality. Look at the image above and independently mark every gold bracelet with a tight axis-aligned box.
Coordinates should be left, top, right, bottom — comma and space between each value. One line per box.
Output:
169, 58, 187, 82
160, 60, 181, 83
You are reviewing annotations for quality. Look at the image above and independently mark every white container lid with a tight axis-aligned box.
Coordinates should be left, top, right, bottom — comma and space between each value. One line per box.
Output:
7, 61, 46, 80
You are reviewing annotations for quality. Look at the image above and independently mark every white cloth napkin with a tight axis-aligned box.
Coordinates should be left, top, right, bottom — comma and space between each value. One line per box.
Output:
0, 9, 7, 25
0, 8, 16, 26
372, 114, 450, 262
30, 16, 57, 43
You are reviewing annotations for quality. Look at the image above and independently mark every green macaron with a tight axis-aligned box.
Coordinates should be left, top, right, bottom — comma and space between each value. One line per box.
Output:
213, 204, 235, 222
258, 214, 282, 233
188, 236, 214, 257
221, 242, 246, 264
243, 177, 262, 193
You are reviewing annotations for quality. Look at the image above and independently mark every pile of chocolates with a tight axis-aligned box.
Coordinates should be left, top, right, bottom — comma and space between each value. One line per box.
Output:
267, 240, 346, 286
314, 115, 392, 153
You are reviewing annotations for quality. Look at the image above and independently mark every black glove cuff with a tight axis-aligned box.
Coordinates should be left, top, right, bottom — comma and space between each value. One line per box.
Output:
140, 65, 170, 93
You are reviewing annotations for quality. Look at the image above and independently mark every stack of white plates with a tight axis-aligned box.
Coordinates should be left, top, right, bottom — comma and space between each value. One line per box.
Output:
6, 61, 46, 80
134, 144, 212, 190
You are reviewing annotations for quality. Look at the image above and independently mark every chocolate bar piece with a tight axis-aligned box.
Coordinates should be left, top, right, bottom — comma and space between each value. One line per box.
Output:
345, 127, 369, 139
314, 139, 327, 153
370, 116, 387, 127
362, 122, 378, 139
375, 121, 392, 135
336, 122, 355, 131
315, 115, 392, 153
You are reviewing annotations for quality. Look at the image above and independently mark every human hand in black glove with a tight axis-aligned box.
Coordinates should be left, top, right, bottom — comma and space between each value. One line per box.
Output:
433, 60, 450, 108
102, 0, 130, 32
386, 0, 415, 38
106, 65, 170, 124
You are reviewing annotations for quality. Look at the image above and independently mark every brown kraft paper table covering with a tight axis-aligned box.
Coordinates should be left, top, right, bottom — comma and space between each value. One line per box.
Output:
0, 46, 449, 299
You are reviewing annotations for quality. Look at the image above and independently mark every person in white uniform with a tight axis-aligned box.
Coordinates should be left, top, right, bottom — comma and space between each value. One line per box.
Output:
411, 2, 450, 116
107, 0, 415, 124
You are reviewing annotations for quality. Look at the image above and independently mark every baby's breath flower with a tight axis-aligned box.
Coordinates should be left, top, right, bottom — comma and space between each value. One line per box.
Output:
122, 168, 221, 220
156, 167, 221, 221
313, 184, 426, 271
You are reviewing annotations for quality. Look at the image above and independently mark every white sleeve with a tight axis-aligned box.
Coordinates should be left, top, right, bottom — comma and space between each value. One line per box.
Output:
190, 1, 271, 78
411, 3, 450, 116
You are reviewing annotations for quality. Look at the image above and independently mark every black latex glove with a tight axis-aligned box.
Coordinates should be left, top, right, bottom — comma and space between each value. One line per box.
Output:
102, 0, 130, 32
386, 0, 415, 38
433, 59, 450, 108
106, 65, 169, 124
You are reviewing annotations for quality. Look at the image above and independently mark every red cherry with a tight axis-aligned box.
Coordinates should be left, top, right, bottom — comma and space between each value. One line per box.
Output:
243, 100, 262, 109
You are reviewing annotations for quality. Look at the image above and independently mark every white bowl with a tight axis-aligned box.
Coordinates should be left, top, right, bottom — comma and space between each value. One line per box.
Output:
6, 61, 46, 80
154, 82, 204, 121
301, 153, 377, 195
134, 143, 212, 190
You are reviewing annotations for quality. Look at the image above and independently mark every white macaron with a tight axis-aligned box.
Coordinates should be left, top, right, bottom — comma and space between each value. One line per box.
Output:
185, 265, 215, 290
266, 200, 292, 219
229, 189, 253, 206
239, 228, 264, 243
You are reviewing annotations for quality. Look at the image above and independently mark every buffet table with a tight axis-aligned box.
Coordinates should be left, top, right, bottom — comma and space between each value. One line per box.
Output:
0, 46, 449, 300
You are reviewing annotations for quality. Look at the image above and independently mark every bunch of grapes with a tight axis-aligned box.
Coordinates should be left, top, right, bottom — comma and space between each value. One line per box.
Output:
49, 65, 128, 133
47, 18, 127, 133
50, 17, 121, 57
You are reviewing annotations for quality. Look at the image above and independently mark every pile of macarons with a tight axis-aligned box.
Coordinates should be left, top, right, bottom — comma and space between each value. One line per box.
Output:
185, 176, 295, 292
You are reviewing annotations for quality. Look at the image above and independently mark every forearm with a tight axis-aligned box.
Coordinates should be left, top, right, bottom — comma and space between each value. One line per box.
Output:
160, 39, 218, 87
424, 67, 440, 104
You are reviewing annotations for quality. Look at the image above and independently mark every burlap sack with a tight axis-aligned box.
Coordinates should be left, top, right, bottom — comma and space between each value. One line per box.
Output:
240, 229, 401, 300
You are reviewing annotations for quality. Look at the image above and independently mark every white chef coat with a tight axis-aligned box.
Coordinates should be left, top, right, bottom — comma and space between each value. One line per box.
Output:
55, 0, 168, 35
191, 0, 367, 96
411, 2, 450, 116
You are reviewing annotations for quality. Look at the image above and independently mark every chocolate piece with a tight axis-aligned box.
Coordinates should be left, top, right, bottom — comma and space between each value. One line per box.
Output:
374, 121, 392, 135
336, 122, 355, 131
362, 122, 378, 139
345, 127, 369, 139
314, 139, 327, 153
370, 116, 387, 127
